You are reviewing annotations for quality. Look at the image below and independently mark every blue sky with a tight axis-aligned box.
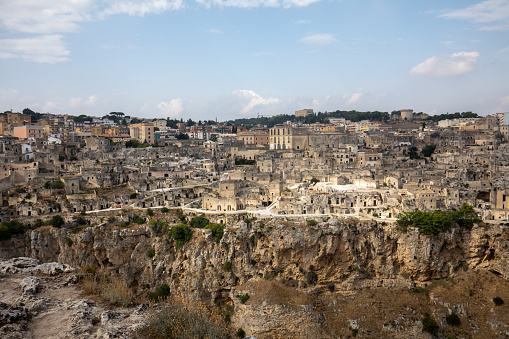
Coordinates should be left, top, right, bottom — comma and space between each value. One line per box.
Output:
1, 0, 509, 121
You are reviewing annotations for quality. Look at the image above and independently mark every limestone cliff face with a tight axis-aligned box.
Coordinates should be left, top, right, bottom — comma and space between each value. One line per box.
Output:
1, 220, 508, 337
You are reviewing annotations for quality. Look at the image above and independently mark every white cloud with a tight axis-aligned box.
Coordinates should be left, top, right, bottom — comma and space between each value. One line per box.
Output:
410, 51, 480, 77
441, 41, 455, 45
0, 89, 19, 100
69, 95, 98, 109
293, 19, 311, 24
195, 0, 319, 8
42, 101, 61, 113
299, 33, 336, 45
158, 99, 183, 118
440, 0, 509, 31
230, 90, 280, 115
0, 0, 322, 63
0, 35, 70, 63
0, 0, 94, 35
346, 92, 363, 106
100, 0, 184, 17
208, 28, 223, 34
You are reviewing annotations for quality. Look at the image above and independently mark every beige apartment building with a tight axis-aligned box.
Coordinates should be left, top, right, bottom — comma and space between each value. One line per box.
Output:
295, 109, 313, 118
129, 123, 155, 144
237, 130, 269, 146
269, 125, 312, 150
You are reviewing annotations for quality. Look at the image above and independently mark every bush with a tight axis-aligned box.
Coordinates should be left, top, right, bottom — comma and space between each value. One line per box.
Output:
132, 214, 145, 224
236, 293, 250, 304
0, 220, 28, 241
48, 215, 65, 228
236, 328, 246, 338
161, 207, 169, 213
147, 208, 154, 217
190, 215, 209, 228
422, 314, 439, 335
44, 180, 65, 189
82, 265, 97, 275
397, 203, 481, 236
306, 219, 317, 226
65, 237, 73, 246
129, 193, 138, 199
148, 284, 171, 303
446, 313, 461, 326
235, 158, 256, 165
170, 224, 193, 249
306, 271, 318, 285
205, 223, 224, 243
150, 219, 169, 234
138, 297, 230, 339
82, 272, 133, 307
147, 248, 156, 258
493, 297, 504, 306
222, 261, 232, 271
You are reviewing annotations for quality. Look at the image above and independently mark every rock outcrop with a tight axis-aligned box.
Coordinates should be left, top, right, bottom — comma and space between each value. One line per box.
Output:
0, 219, 508, 337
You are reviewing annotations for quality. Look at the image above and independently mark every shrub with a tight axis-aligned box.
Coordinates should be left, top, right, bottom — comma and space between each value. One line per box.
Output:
65, 237, 73, 246
161, 207, 169, 213
129, 193, 138, 199
205, 223, 224, 243
75, 216, 88, 225
236, 293, 250, 304
132, 214, 145, 224
306, 271, 318, 285
493, 297, 504, 306
222, 261, 232, 271
44, 180, 65, 189
148, 284, 171, 303
0, 220, 28, 241
147, 208, 154, 217
422, 314, 439, 335
397, 203, 481, 236
170, 224, 193, 249
147, 248, 156, 258
82, 272, 133, 307
138, 297, 230, 339
190, 215, 209, 228
82, 265, 97, 275
48, 215, 65, 228
446, 313, 461, 326
150, 219, 169, 234
306, 219, 317, 226
236, 328, 246, 338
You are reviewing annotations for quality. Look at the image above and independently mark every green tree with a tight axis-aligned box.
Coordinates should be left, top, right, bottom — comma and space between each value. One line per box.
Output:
170, 224, 193, 249
190, 215, 209, 228
422, 145, 436, 158
176, 133, 189, 140
48, 215, 65, 228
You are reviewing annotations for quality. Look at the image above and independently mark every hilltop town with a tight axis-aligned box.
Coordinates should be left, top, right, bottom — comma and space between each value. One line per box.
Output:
0, 107, 508, 338
1, 108, 508, 223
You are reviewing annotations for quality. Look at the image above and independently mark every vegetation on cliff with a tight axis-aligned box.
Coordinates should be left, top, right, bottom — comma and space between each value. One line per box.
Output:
397, 203, 481, 236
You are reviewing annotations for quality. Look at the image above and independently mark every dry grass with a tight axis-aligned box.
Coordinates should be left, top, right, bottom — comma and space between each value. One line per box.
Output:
81, 271, 134, 307
137, 296, 231, 339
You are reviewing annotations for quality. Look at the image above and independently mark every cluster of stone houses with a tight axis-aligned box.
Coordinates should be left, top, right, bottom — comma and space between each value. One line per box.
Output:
1, 109, 509, 224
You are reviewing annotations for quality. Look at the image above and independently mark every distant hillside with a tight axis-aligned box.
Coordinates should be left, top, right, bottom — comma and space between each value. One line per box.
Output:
228, 110, 391, 128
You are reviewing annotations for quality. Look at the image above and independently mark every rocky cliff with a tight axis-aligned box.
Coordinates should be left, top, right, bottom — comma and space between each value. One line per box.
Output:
1, 219, 508, 338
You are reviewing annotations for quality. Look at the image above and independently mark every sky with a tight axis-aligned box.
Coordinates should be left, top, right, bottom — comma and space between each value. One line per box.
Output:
0, 0, 509, 121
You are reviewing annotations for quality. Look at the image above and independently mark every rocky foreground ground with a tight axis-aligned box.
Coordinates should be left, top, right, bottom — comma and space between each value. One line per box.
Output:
0, 219, 508, 338
0, 257, 148, 339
